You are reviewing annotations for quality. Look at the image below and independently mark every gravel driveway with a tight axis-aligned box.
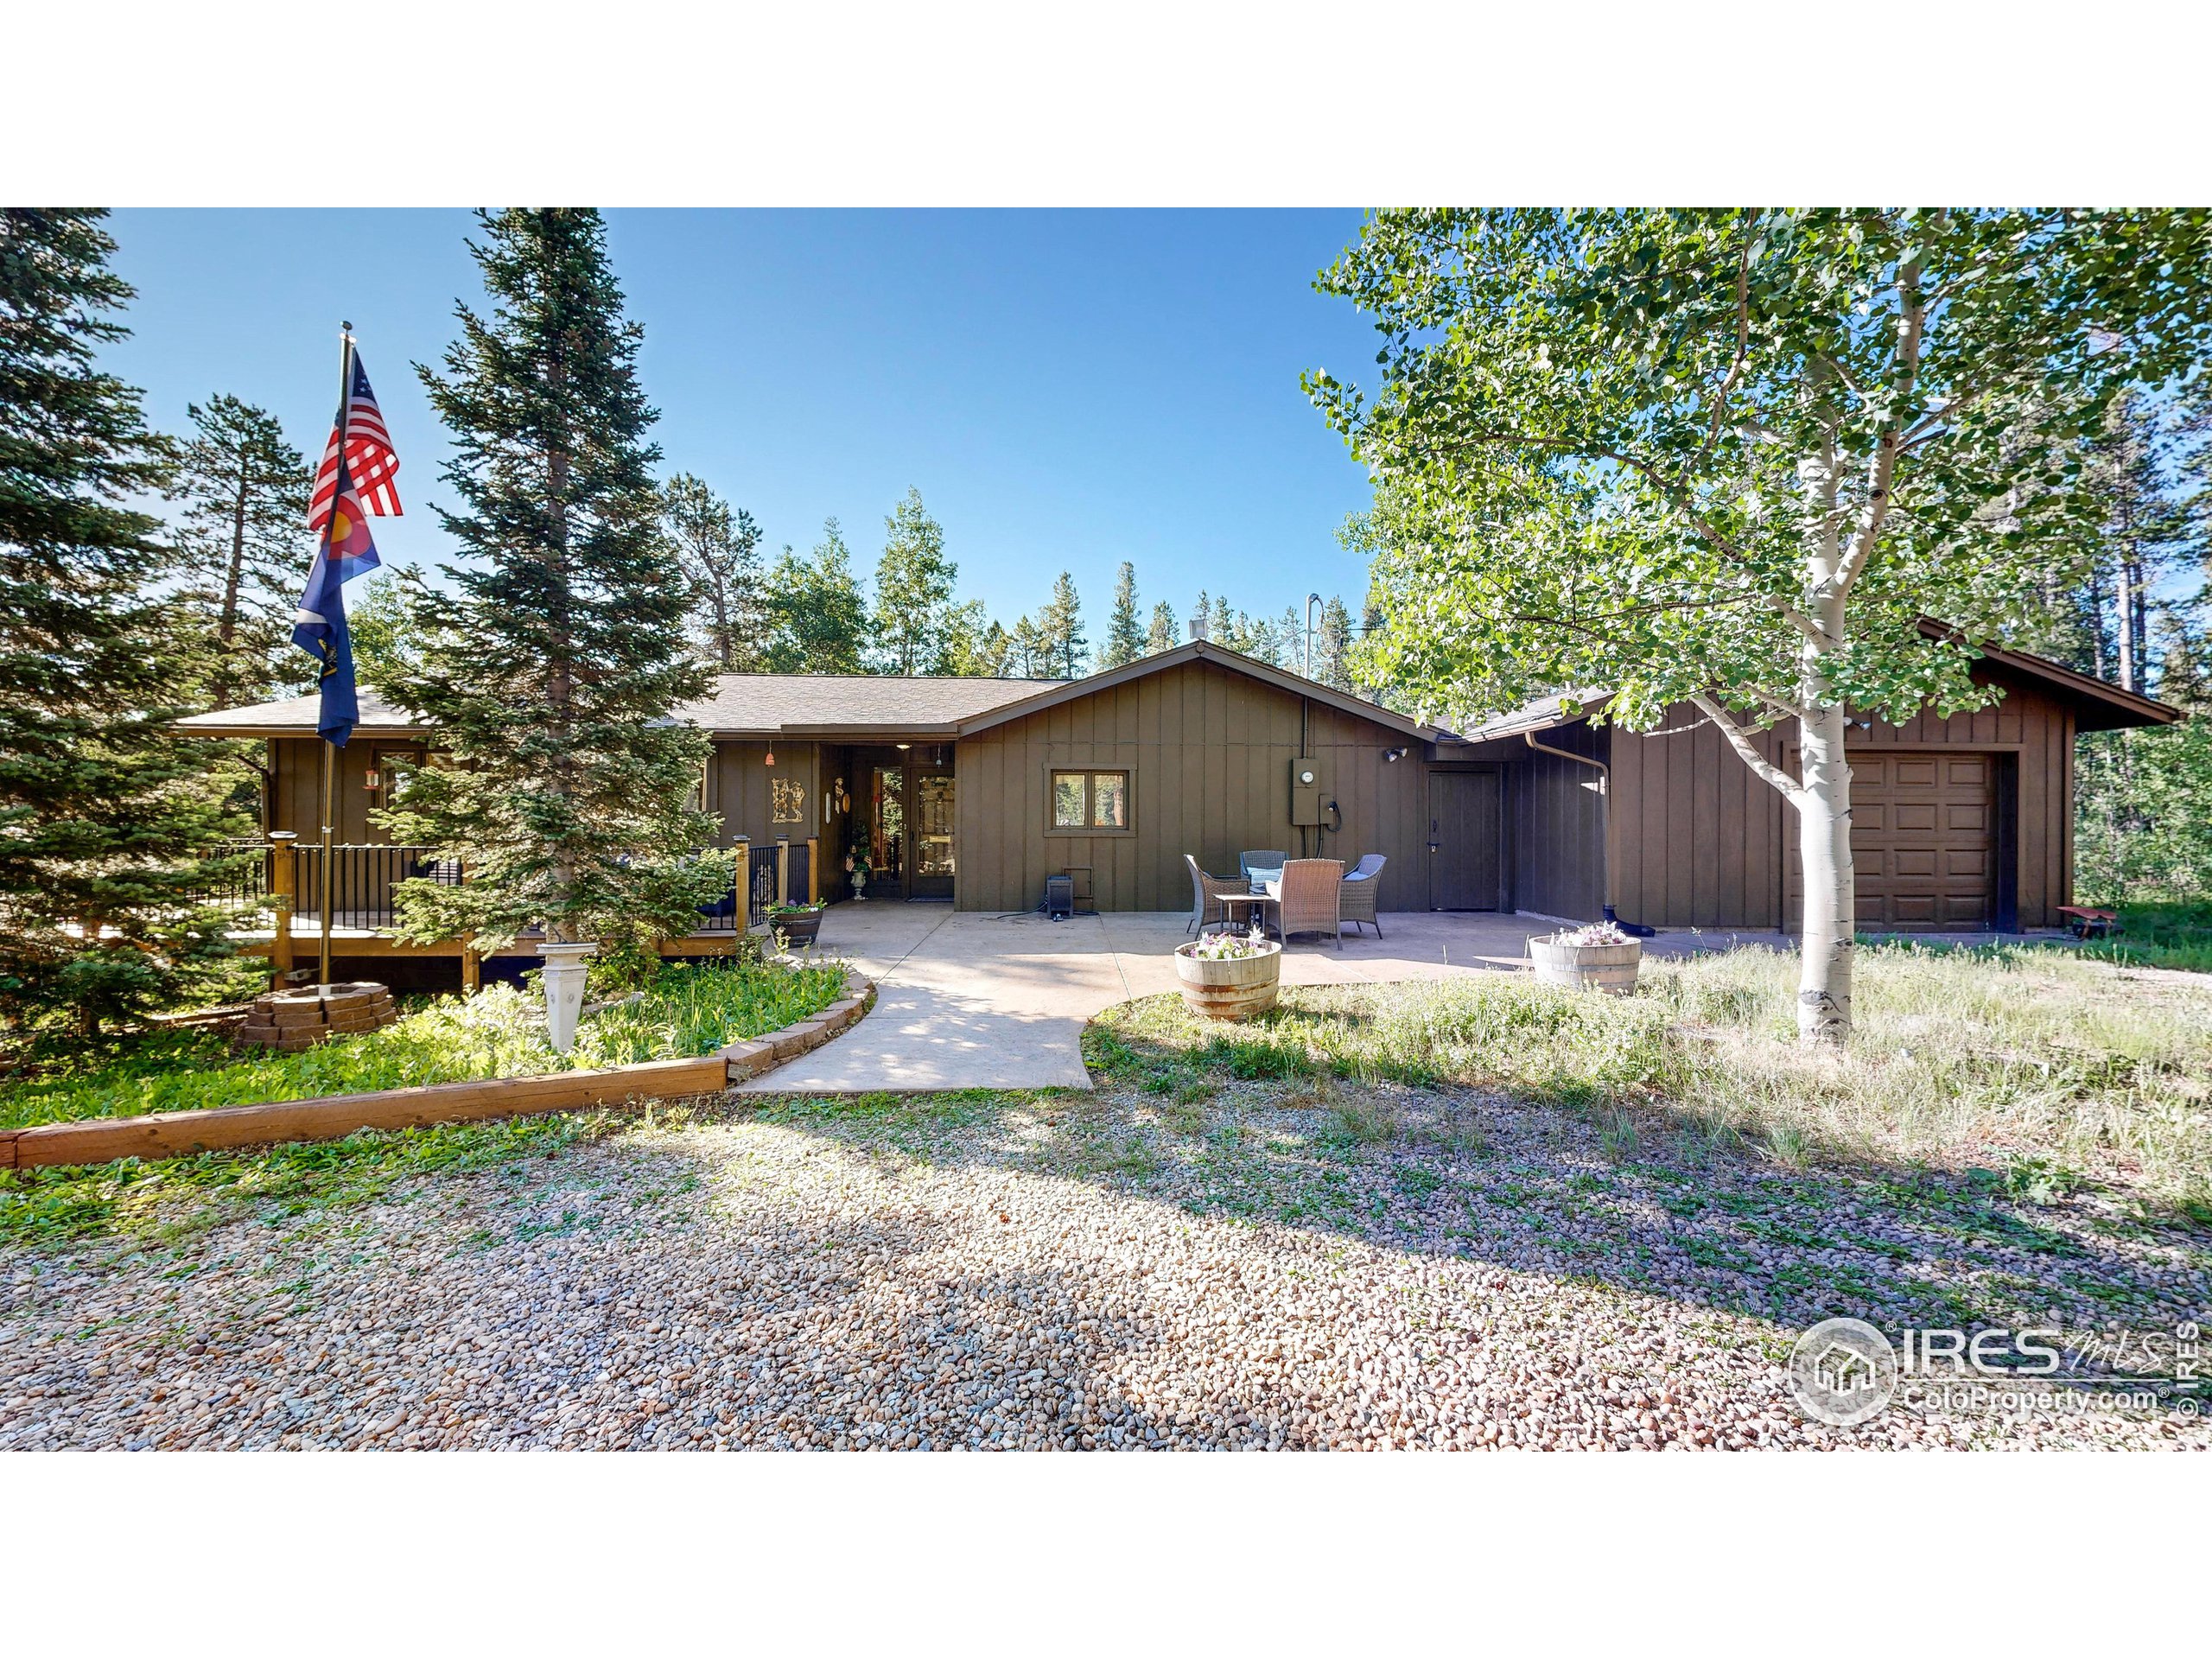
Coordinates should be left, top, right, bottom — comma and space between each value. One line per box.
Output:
4, 1077, 2205, 1451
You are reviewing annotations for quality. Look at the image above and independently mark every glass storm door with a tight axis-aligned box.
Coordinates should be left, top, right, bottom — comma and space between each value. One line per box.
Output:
911, 769, 956, 900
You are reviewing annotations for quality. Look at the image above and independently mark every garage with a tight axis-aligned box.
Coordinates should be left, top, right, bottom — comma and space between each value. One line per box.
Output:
1788, 752, 1997, 930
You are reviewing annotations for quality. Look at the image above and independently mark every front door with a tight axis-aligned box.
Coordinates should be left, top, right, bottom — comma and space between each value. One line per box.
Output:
911, 768, 956, 900
1427, 771, 1501, 910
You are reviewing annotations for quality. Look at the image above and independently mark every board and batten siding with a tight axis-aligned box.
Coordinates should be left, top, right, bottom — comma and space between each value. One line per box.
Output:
1606, 664, 2077, 931
953, 658, 1432, 913
1507, 721, 1609, 922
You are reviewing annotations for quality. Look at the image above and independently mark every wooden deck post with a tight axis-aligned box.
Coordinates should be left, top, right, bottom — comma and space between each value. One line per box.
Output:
805, 836, 820, 903
268, 831, 298, 986
461, 940, 481, 995
733, 838, 749, 924
775, 837, 790, 906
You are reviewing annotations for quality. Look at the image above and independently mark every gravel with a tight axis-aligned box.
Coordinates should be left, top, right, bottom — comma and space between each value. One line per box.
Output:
3, 1081, 2206, 1451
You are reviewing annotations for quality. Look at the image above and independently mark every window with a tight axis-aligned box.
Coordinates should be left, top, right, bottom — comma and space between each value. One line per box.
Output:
1049, 769, 1132, 833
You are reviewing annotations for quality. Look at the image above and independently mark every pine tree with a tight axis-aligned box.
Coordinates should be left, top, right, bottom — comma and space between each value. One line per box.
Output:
1146, 600, 1178, 654
938, 599, 1007, 676
1102, 561, 1143, 667
0, 209, 251, 1034
1035, 571, 1087, 677
168, 394, 312, 708
660, 473, 764, 672
760, 521, 868, 672
1209, 594, 1234, 648
872, 487, 955, 673
1011, 614, 1045, 677
382, 208, 720, 954
1316, 595, 1355, 689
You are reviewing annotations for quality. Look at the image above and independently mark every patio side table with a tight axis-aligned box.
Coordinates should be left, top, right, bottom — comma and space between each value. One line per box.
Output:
1218, 893, 1280, 940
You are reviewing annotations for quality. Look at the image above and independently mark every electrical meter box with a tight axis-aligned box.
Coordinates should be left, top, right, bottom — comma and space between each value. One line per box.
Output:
1289, 756, 1325, 826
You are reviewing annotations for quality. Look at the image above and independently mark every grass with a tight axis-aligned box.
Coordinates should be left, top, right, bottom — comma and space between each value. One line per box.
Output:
1, 958, 848, 1132
1088, 941, 2212, 1217
2070, 899, 2212, 976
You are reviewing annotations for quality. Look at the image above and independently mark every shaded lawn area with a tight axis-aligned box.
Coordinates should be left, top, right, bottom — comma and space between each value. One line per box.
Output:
2071, 899, 2212, 976
1, 960, 848, 1131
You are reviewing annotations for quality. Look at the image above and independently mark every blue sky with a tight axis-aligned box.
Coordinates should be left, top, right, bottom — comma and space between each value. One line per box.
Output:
99, 209, 1386, 633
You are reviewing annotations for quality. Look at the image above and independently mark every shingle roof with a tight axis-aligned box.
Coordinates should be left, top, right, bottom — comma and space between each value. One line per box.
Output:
173, 673, 1068, 740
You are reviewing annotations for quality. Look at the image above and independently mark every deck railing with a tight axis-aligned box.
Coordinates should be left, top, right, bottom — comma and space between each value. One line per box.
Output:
291, 844, 462, 931
203, 837, 792, 944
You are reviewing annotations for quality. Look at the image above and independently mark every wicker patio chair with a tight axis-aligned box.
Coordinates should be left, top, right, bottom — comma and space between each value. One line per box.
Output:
1267, 858, 1345, 948
1239, 849, 1287, 886
1185, 854, 1247, 937
1339, 854, 1387, 938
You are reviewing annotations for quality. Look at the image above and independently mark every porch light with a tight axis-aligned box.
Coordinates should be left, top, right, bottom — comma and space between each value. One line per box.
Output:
897, 743, 912, 750
763, 748, 775, 766
1383, 747, 1408, 763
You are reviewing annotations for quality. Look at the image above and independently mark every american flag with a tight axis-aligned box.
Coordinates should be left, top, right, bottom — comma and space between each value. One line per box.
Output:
306, 348, 402, 529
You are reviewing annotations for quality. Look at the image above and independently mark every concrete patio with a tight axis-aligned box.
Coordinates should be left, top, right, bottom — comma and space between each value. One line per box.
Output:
736, 902, 1816, 1095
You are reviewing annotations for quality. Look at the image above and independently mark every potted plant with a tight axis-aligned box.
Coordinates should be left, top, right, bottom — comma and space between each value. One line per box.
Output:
1528, 919, 1643, 995
766, 899, 825, 948
846, 836, 873, 900
1173, 924, 1283, 1021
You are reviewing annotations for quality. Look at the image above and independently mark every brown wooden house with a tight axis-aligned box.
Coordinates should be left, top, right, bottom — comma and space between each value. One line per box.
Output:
177, 636, 2178, 979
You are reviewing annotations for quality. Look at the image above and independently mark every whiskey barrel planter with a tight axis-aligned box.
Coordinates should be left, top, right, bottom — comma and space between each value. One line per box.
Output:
1173, 939, 1282, 1021
767, 906, 824, 948
1528, 938, 1643, 996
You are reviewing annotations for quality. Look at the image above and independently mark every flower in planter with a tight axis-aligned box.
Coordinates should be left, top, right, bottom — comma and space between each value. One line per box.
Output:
1185, 931, 1274, 961
1552, 920, 1635, 947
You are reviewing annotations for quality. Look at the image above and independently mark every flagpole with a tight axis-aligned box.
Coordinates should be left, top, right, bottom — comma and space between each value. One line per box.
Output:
318, 321, 357, 995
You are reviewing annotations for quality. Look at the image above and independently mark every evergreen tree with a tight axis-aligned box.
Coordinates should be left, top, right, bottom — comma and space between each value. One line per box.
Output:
1011, 614, 1045, 677
1192, 589, 1211, 639
0, 209, 249, 1034
760, 521, 868, 672
937, 599, 1007, 676
1315, 595, 1355, 689
1102, 561, 1144, 667
659, 473, 764, 672
381, 208, 721, 954
871, 486, 955, 673
167, 394, 312, 708
1035, 570, 1087, 677
1146, 599, 1178, 654
1209, 594, 1234, 648
1278, 604, 1306, 672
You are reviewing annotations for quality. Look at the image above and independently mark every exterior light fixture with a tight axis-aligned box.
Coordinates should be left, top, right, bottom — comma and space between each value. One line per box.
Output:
763, 748, 775, 766
1383, 747, 1408, 763
896, 742, 912, 750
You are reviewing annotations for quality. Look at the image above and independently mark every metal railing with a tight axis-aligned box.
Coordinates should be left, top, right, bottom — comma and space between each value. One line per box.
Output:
200, 842, 783, 940
292, 844, 462, 931
747, 849, 777, 926
190, 838, 276, 915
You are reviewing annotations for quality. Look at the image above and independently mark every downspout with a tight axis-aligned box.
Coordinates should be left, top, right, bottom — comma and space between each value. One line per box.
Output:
1523, 725, 1648, 934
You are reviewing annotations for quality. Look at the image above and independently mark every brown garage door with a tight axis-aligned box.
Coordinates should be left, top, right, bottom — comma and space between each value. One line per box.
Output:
1788, 753, 1995, 931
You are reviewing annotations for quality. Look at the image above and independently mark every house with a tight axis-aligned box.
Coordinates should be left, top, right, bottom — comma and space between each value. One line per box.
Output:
176, 635, 2179, 982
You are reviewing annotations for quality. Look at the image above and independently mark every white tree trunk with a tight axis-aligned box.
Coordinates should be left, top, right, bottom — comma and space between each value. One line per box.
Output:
1792, 696, 1854, 1047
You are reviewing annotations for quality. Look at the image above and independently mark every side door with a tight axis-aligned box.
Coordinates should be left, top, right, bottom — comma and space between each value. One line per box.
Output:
1427, 770, 1502, 910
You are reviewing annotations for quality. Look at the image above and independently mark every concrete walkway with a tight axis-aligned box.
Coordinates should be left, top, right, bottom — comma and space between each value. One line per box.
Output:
736, 904, 1815, 1095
